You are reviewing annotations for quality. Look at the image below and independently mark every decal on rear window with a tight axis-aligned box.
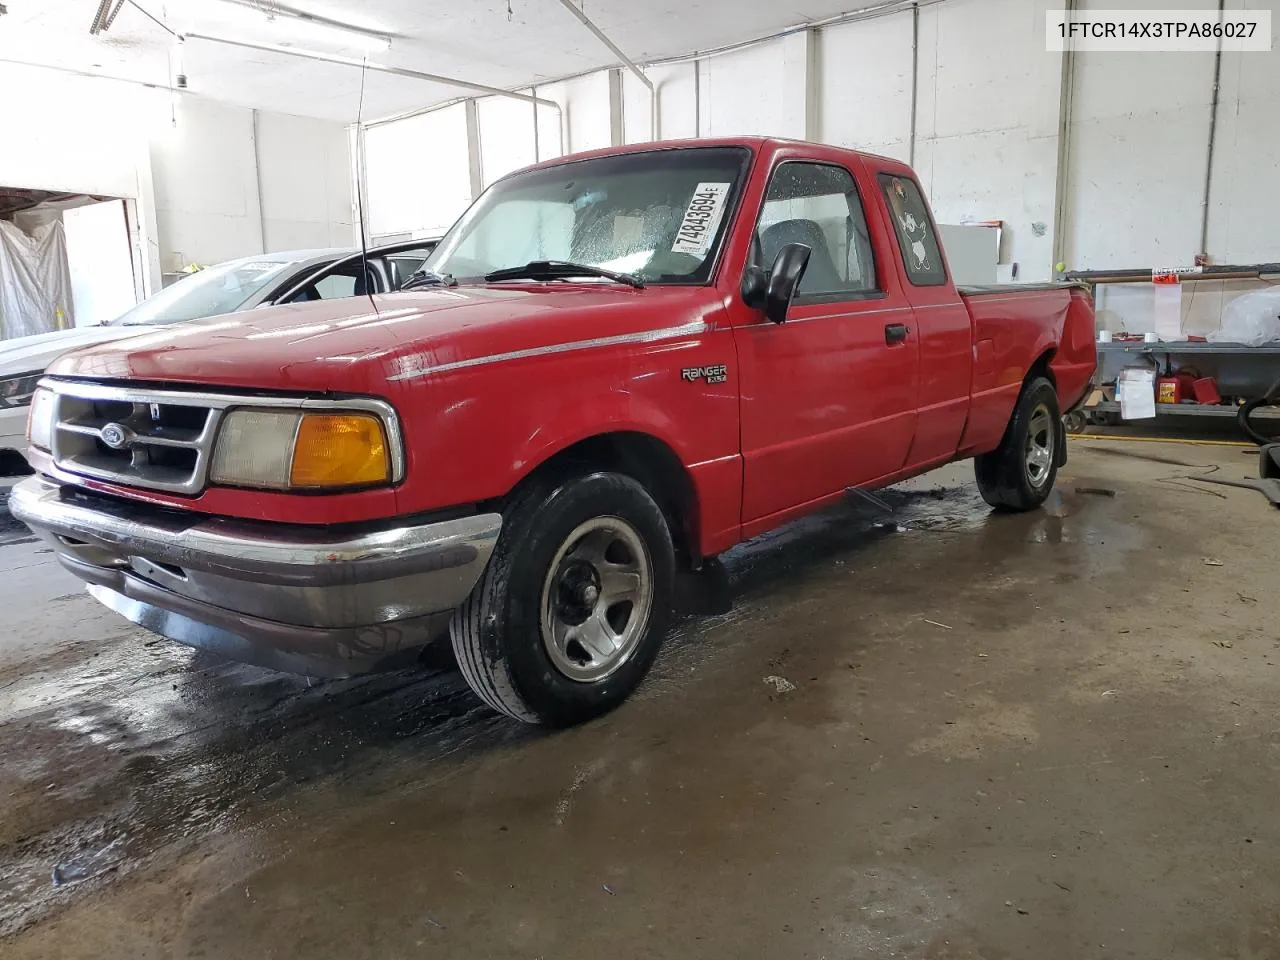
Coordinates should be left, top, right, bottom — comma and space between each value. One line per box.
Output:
878, 174, 947, 286
672, 182, 731, 257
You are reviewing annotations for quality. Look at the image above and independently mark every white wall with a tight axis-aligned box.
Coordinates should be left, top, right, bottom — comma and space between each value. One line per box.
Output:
1204, 0, 1280, 264
914, 0, 1062, 280
819, 12, 915, 161
538, 72, 617, 153
150, 98, 264, 269
0, 64, 162, 201
361, 0, 1280, 285
0, 62, 353, 298
151, 98, 353, 270
1063, 0, 1218, 270
257, 112, 354, 251
0, 64, 165, 300
623, 63, 697, 142
699, 38, 793, 138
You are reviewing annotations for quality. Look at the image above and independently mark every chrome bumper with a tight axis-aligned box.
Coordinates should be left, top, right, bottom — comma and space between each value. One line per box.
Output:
11, 476, 502, 677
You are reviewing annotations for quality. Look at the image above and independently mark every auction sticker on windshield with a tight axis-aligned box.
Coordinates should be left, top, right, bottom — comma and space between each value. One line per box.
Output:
672, 182, 731, 257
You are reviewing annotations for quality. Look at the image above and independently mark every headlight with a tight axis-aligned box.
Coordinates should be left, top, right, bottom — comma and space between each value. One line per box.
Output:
0, 372, 44, 408
210, 409, 393, 491
27, 386, 55, 451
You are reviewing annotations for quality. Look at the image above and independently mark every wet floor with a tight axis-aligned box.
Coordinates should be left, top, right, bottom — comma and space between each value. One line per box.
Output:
4, 441, 1280, 958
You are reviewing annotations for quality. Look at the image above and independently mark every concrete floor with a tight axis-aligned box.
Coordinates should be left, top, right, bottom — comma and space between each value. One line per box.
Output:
3, 439, 1280, 959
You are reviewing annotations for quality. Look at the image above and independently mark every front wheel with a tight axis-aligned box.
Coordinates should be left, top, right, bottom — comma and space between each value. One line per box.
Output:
450, 471, 674, 726
974, 376, 1061, 511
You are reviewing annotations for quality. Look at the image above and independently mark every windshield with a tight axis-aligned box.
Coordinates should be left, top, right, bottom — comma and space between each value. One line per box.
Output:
426, 146, 752, 285
108, 256, 306, 326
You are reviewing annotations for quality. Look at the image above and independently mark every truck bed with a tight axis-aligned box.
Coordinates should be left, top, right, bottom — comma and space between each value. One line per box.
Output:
958, 282, 1089, 297
956, 281, 1097, 457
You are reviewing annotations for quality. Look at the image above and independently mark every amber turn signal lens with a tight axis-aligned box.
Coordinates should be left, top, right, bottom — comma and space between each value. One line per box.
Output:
289, 413, 389, 489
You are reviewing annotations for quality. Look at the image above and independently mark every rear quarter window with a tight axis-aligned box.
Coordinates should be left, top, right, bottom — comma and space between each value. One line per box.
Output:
878, 174, 947, 287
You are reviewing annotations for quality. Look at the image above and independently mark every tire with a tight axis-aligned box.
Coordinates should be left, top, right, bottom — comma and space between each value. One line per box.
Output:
974, 376, 1061, 512
451, 471, 675, 726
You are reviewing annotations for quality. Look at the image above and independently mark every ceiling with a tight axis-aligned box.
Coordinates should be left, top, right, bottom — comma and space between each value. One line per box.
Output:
0, 0, 885, 123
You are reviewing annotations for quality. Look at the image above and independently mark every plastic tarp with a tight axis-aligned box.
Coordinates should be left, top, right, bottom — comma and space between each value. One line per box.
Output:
1209, 288, 1280, 347
0, 219, 74, 340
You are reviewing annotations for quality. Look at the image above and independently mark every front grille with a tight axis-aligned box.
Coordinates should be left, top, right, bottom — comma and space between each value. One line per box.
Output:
47, 383, 224, 494
36, 379, 405, 496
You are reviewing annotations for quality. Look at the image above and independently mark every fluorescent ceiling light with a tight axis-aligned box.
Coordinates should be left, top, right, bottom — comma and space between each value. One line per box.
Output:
199, 1, 391, 50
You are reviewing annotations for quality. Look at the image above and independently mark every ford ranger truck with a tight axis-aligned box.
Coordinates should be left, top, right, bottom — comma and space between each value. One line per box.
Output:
13, 138, 1097, 726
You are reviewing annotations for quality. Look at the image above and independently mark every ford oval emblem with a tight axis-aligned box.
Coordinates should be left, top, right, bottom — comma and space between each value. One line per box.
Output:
100, 423, 129, 450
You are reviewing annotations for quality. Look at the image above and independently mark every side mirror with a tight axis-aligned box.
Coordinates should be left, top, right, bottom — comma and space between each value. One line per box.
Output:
764, 242, 811, 324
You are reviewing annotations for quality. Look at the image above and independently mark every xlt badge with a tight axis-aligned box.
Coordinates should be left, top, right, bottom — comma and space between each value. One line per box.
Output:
682, 364, 728, 385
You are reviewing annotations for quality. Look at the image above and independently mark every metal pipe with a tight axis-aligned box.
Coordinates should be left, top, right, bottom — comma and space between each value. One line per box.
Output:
182, 31, 566, 154
363, 0, 953, 130
556, 0, 658, 139
693, 58, 702, 136
908, 2, 919, 167
0, 55, 179, 92
183, 32, 556, 107
804, 28, 820, 140
1200, 0, 1226, 258
531, 85, 541, 161
1051, 0, 1078, 274
657, 0, 949, 66
214, 0, 392, 44
1066, 263, 1280, 284
250, 108, 267, 253
126, 0, 178, 37
464, 99, 484, 198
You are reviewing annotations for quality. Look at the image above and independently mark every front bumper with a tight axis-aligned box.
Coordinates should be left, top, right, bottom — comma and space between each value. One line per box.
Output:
11, 476, 502, 677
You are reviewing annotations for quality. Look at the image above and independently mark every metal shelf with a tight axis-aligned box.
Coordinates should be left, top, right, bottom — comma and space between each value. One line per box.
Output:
1098, 341, 1280, 356
1092, 400, 1280, 419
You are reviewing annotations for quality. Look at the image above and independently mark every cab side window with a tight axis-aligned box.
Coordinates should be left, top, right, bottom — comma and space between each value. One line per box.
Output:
878, 174, 947, 286
312, 271, 360, 299
754, 162, 878, 299
286, 263, 377, 303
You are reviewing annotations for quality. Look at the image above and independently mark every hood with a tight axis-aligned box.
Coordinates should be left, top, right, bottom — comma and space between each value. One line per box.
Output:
45, 285, 722, 395
0, 325, 150, 376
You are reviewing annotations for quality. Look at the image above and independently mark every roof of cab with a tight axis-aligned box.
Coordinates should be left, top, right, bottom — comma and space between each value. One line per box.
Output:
512, 136, 917, 180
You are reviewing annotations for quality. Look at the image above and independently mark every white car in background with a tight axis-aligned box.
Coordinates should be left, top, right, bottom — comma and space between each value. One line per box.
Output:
0, 240, 436, 475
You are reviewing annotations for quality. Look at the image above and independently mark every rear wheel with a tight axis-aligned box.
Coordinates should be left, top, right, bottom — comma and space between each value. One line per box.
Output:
450, 471, 674, 726
974, 376, 1060, 511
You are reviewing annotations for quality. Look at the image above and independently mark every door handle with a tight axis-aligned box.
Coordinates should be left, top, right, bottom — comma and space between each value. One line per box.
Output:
885, 323, 910, 344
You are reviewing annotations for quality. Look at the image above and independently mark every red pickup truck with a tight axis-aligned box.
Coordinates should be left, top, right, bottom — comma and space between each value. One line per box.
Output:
14, 137, 1095, 725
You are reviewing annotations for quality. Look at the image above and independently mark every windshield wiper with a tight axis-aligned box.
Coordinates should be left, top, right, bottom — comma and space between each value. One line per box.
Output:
484, 260, 645, 290
400, 268, 458, 290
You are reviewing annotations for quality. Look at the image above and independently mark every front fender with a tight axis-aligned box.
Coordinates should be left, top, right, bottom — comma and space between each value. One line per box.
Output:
391, 323, 742, 522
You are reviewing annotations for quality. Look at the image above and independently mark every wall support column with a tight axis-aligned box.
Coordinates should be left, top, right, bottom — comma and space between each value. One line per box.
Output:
464, 99, 483, 199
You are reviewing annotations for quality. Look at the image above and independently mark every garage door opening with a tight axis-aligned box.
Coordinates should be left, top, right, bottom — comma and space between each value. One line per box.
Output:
0, 187, 140, 339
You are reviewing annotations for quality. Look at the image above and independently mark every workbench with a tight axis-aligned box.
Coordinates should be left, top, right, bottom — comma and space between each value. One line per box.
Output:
1094, 341, 1280, 420
1066, 264, 1280, 430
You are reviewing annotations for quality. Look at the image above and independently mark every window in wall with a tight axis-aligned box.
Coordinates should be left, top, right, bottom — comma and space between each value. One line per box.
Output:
753, 162, 878, 298
478, 94, 537, 187
365, 104, 472, 238
878, 173, 947, 286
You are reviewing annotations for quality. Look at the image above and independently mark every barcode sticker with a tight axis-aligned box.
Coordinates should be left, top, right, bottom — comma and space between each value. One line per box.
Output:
672, 182, 731, 257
